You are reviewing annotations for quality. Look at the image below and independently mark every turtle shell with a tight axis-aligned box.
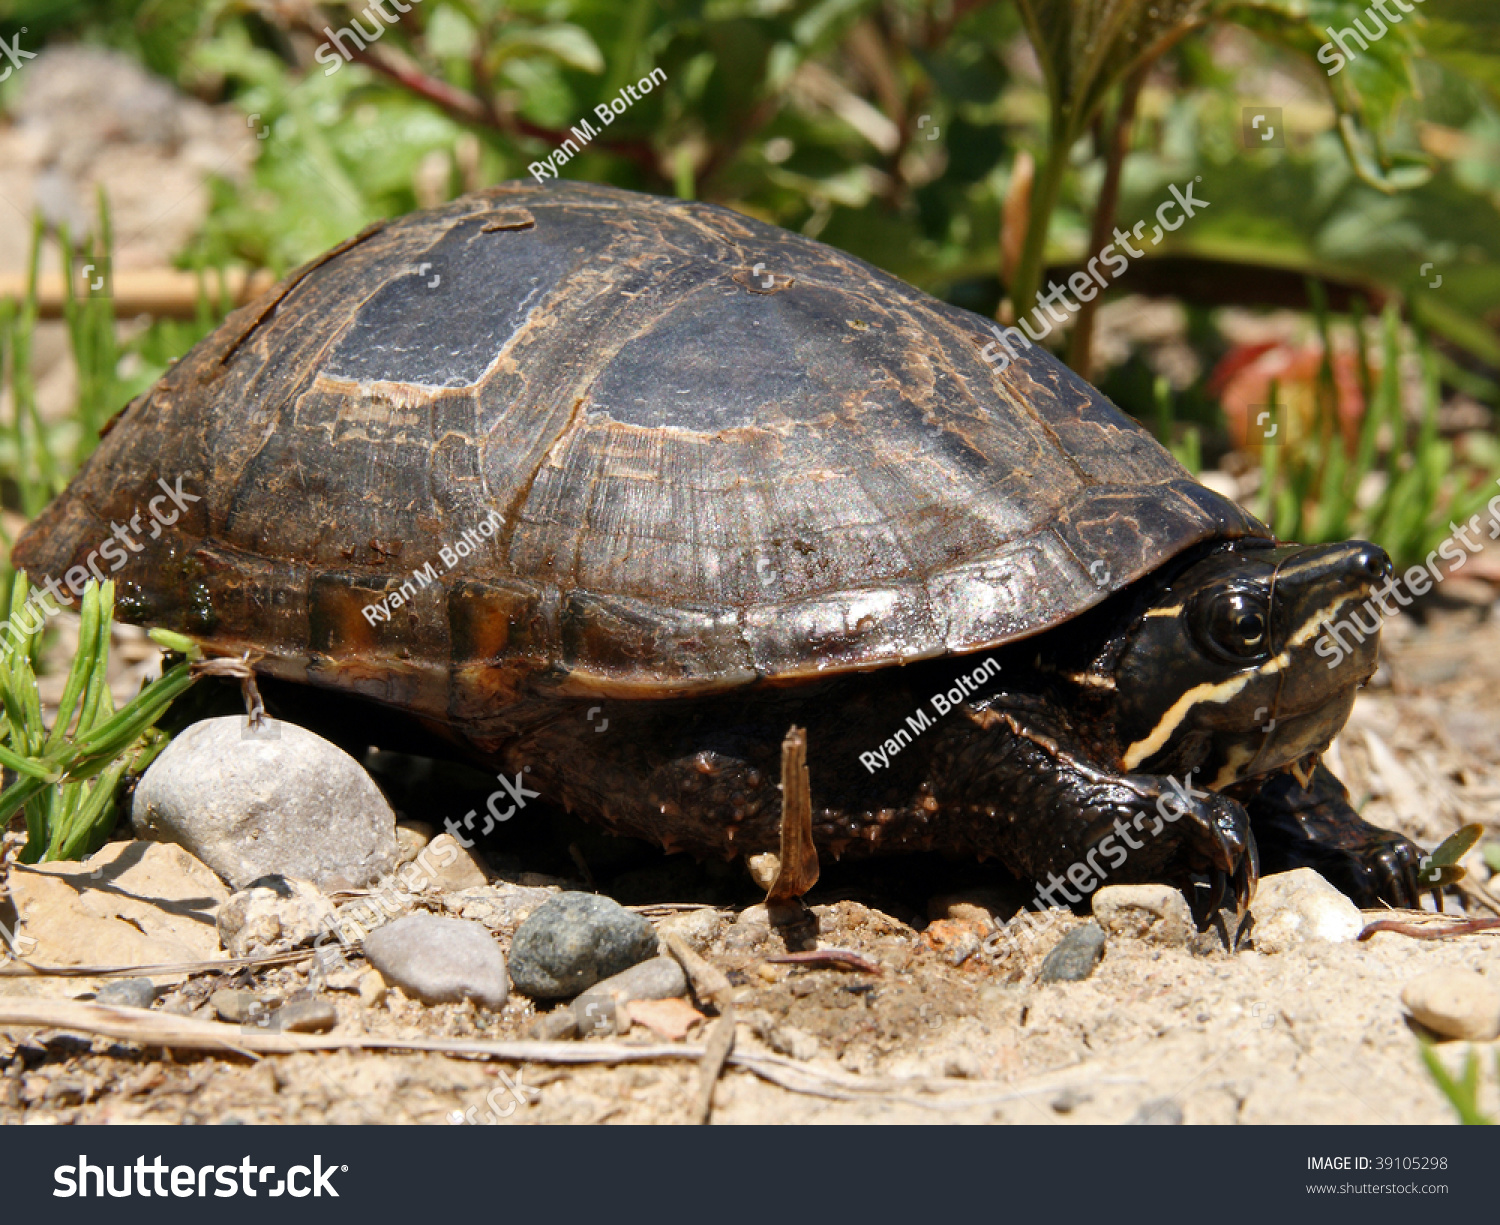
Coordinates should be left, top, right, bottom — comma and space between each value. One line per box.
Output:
12, 181, 1267, 729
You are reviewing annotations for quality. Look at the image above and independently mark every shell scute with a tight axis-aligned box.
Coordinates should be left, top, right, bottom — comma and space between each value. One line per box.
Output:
12, 181, 1268, 718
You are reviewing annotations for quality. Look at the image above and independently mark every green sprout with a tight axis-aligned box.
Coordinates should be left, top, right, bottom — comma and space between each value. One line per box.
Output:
0, 572, 201, 863
1420, 1045, 1494, 1126
1258, 298, 1500, 574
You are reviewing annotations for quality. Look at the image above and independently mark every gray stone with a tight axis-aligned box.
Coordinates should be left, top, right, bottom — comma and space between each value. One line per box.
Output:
572, 956, 687, 1033
96, 977, 155, 1009
508, 892, 659, 1000
1249, 869, 1363, 953
1402, 969, 1500, 1041
132, 717, 399, 890
1037, 923, 1106, 983
1092, 884, 1195, 946
210, 989, 273, 1025
530, 1009, 579, 1040
362, 913, 509, 1009
571, 996, 630, 1038
276, 998, 338, 1034
216, 875, 335, 958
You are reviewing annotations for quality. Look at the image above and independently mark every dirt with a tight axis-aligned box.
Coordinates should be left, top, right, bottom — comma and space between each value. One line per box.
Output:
4, 597, 1500, 1126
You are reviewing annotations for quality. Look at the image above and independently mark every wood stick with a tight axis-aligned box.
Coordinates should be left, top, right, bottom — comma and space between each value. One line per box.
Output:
767, 725, 819, 902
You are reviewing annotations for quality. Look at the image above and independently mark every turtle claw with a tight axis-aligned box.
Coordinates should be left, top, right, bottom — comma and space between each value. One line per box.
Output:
1243, 765, 1431, 910
1234, 831, 1259, 912
1186, 830, 1258, 935
1370, 837, 1425, 911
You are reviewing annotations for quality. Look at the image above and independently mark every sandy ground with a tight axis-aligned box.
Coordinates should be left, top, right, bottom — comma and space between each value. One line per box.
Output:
4, 596, 1500, 1126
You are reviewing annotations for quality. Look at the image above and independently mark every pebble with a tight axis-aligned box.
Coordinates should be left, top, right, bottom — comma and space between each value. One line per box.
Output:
357, 969, 387, 1009
571, 956, 688, 1033
508, 892, 659, 1000
573, 997, 631, 1038
394, 820, 434, 864
655, 908, 724, 953
96, 978, 155, 1009
414, 833, 489, 891
1249, 869, 1363, 953
277, 998, 338, 1034
531, 1009, 580, 1041
768, 1023, 823, 1061
210, 989, 273, 1025
363, 914, 509, 1009
927, 888, 1019, 928
1092, 884, 1194, 947
1037, 923, 1106, 983
1402, 969, 1500, 1041
747, 852, 780, 890
132, 717, 399, 890
216, 875, 335, 958
447, 883, 561, 933
722, 903, 773, 952
626, 997, 704, 1040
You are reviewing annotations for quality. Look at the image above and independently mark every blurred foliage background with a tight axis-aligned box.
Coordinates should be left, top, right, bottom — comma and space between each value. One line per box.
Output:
0, 0, 1498, 571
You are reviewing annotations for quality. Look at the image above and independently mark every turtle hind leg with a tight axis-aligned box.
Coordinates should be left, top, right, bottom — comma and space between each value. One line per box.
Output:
1240, 762, 1427, 909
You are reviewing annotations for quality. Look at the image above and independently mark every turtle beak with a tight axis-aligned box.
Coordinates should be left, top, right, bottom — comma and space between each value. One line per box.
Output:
1268, 539, 1391, 688
1241, 540, 1391, 775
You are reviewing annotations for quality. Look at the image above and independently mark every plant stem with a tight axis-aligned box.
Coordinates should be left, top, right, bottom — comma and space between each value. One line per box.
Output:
1005, 124, 1073, 327
1067, 68, 1145, 378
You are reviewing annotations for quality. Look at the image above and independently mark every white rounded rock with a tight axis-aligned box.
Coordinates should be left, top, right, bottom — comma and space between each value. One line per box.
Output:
1092, 884, 1194, 946
1402, 969, 1500, 1041
1249, 868, 1363, 953
133, 717, 399, 890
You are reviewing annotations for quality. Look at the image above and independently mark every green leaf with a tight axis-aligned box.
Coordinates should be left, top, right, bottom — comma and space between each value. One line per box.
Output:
488, 25, 605, 75
1419, 1044, 1492, 1125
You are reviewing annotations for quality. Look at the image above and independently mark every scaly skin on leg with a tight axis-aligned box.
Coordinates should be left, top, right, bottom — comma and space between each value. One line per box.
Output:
1239, 762, 1426, 909
944, 705, 1257, 922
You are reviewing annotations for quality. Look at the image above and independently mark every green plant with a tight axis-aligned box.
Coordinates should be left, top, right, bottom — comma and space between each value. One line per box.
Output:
1257, 298, 1500, 573
59, 192, 126, 468
1420, 1044, 1494, 1125
1008, 0, 1437, 374
0, 574, 201, 863
0, 217, 66, 521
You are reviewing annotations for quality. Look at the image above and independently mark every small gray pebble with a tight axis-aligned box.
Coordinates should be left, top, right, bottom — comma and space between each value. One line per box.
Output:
1038, 923, 1106, 983
577, 956, 686, 1007
211, 988, 272, 1025
96, 978, 155, 1009
509, 892, 659, 1000
530, 1009, 579, 1041
277, 998, 338, 1034
363, 913, 509, 1009
1128, 1098, 1184, 1125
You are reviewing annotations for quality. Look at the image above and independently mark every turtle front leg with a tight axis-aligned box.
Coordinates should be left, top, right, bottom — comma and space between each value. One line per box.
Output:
956, 707, 1258, 924
1237, 762, 1427, 910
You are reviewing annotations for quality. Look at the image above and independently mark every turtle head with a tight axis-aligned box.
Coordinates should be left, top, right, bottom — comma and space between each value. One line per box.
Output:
1109, 540, 1391, 790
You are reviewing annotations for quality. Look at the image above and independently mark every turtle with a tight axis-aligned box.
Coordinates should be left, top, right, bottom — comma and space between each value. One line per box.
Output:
12, 180, 1429, 920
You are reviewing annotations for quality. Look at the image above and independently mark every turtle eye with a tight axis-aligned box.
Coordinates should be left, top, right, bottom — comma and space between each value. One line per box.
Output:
1192, 588, 1270, 663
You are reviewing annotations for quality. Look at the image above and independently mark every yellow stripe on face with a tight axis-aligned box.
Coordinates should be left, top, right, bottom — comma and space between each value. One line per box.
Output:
1121, 586, 1375, 774
1285, 590, 1375, 648
1210, 742, 1258, 790
1123, 661, 1279, 770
